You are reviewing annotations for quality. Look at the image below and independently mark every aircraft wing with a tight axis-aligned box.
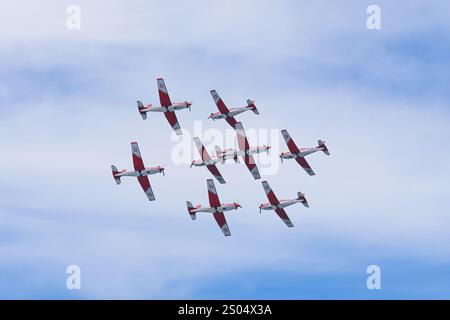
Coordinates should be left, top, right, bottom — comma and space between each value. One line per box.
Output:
210, 90, 230, 114
235, 122, 260, 179
261, 181, 280, 205
194, 137, 213, 162
137, 176, 156, 201
194, 138, 226, 183
157, 78, 172, 107
131, 142, 145, 171
225, 117, 238, 129
207, 179, 221, 208
235, 122, 250, 151
206, 164, 226, 184
295, 157, 315, 176
164, 111, 182, 135
275, 208, 294, 227
244, 154, 261, 179
281, 129, 300, 154
213, 211, 231, 236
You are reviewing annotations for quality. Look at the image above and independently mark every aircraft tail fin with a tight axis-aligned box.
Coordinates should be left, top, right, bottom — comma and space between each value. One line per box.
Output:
214, 145, 223, 157
186, 201, 197, 220
318, 140, 330, 155
297, 192, 309, 207
137, 101, 148, 120
247, 99, 259, 114
214, 145, 226, 163
111, 165, 121, 185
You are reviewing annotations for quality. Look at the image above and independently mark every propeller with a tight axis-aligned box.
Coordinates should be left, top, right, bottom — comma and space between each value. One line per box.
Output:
190, 160, 194, 168
266, 146, 271, 155
186, 101, 193, 112
259, 205, 262, 214
161, 165, 165, 176
280, 155, 283, 163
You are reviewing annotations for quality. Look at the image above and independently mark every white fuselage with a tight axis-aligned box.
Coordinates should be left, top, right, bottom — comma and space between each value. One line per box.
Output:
209, 107, 252, 120
191, 157, 224, 167
191, 203, 239, 213
280, 147, 321, 160
219, 146, 270, 159
144, 102, 191, 113
260, 199, 302, 211
115, 167, 162, 177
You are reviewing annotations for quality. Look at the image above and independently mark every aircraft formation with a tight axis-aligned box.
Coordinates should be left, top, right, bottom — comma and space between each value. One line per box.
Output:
111, 78, 330, 236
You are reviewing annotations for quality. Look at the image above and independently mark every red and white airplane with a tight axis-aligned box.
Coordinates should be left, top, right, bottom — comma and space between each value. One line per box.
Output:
224, 122, 265, 180
111, 142, 165, 201
259, 181, 309, 228
137, 78, 192, 135
191, 137, 226, 184
187, 179, 242, 236
214, 145, 240, 163
208, 90, 259, 129
215, 137, 271, 162
280, 129, 330, 176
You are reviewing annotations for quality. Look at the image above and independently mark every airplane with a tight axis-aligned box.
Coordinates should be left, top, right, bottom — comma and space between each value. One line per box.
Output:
280, 129, 330, 176
187, 179, 242, 236
111, 142, 165, 201
230, 122, 265, 180
214, 145, 240, 163
208, 90, 259, 129
215, 141, 271, 162
259, 181, 309, 228
137, 78, 192, 135
191, 137, 227, 184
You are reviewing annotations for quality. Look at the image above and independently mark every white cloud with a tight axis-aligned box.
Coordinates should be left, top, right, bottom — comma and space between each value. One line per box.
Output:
2, 71, 450, 297
8, 0, 449, 60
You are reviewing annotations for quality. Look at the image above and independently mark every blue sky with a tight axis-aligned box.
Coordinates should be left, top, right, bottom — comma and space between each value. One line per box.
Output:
1, 1, 450, 299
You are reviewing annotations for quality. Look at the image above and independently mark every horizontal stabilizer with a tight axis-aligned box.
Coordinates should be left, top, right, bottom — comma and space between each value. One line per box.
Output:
137, 101, 147, 120
186, 201, 196, 220
297, 192, 309, 207
318, 140, 330, 155
247, 99, 259, 114
111, 165, 121, 185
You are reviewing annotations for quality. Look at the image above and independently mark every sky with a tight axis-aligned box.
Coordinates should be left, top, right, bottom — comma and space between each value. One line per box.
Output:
0, 0, 450, 299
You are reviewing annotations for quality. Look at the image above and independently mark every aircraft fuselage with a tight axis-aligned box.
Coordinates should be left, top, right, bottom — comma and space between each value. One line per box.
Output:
191, 203, 240, 213
115, 167, 163, 177
260, 199, 302, 211
209, 106, 253, 120
280, 147, 321, 160
164, 102, 190, 112
143, 101, 191, 113
191, 158, 224, 167
219, 145, 271, 159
